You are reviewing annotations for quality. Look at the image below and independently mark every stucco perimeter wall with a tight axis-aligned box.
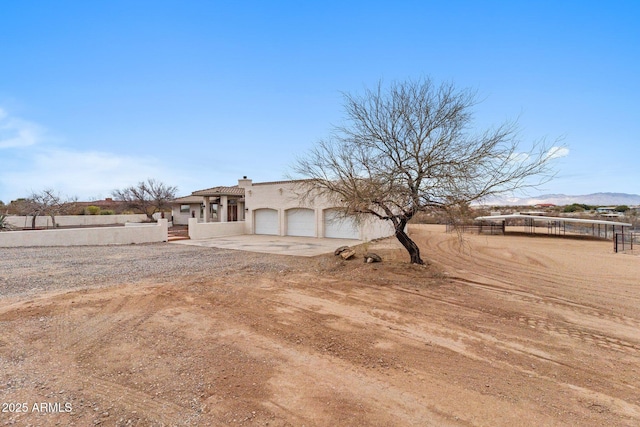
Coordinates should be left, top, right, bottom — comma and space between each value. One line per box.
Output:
6, 214, 148, 228
188, 218, 246, 240
0, 220, 168, 247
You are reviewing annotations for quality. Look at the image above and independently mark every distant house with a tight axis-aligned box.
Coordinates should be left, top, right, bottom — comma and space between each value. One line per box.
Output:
171, 177, 394, 240
596, 206, 617, 214
534, 203, 556, 209
596, 207, 623, 218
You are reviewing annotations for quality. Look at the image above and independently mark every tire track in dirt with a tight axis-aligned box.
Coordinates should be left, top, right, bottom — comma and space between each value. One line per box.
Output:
78, 375, 191, 426
427, 234, 583, 291
424, 229, 640, 298
276, 269, 640, 371
270, 286, 566, 369
515, 315, 640, 354
415, 229, 640, 343
51, 290, 135, 352
264, 276, 640, 424
210, 319, 552, 427
41, 287, 196, 425
447, 277, 640, 344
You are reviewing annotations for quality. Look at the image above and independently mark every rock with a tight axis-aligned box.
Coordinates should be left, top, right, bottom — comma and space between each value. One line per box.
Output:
340, 249, 356, 260
334, 246, 350, 256
364, 253, 382, 263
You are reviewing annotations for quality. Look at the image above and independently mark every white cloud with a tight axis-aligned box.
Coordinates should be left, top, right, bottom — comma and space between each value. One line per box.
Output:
545, 146, 570, 160
1, 148, 169, 201
501, 146, 569, 167
0, 107, 192, 202
0, 108, 43, 149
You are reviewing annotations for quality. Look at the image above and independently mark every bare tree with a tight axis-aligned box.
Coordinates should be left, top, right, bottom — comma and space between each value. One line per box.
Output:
112, 179, 177, 220
293, 78, 562, 264
0, 214, 14, 231
26, 189, 78, 228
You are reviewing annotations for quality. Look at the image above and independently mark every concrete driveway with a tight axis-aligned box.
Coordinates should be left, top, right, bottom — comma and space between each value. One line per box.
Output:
170, 234, 362, 256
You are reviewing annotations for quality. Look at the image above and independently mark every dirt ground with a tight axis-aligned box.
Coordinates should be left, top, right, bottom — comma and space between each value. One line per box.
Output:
1, 224, 639, 426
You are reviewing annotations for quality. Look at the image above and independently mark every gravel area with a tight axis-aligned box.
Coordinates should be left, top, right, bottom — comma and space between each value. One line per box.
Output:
0, 243, 301, 299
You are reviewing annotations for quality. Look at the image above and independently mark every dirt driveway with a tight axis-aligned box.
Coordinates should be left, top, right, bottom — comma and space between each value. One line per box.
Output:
1, 225, 639, 426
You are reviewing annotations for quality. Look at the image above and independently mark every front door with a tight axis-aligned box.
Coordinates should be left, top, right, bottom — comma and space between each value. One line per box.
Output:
227, 204, 238, 222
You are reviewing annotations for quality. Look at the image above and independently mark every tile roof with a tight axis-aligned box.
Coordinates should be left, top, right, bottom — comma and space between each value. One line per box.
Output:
171, 195, 204, 204
191, 186, 245, 197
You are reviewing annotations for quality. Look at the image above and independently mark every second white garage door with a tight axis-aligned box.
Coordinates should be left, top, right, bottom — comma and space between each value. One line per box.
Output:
324, 209, 360, 239
254, 209, 279, 235
286, 208, 316, 237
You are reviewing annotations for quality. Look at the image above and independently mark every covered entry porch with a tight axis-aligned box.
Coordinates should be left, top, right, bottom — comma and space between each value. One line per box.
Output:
191, 186, 246, 223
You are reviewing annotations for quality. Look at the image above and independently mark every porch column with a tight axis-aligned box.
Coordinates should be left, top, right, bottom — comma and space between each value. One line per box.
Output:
220, 195, 228, 223
203, 196, 210, 222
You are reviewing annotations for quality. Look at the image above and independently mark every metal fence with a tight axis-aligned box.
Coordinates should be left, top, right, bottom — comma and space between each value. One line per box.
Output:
446, 223, 505, 235
614, 232, 638, 253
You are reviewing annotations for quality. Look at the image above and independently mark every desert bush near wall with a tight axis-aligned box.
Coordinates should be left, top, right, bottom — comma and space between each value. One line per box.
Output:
85, 205, 101, 215
83, 206, 115, 215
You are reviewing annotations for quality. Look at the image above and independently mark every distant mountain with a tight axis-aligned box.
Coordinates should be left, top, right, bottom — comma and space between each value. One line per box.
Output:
479, 192, 640, 207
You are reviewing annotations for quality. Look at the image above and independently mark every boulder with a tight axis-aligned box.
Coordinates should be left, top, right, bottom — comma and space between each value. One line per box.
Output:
364, 253, 382, 263
340, 249, 356, 260
334, 246, 350, 256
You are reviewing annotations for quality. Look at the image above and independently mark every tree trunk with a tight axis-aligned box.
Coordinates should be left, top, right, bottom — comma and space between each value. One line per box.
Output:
395, 221, 424, 264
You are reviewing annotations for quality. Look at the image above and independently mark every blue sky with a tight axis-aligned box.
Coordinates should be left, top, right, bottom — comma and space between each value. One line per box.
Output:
1, 0, 638, 203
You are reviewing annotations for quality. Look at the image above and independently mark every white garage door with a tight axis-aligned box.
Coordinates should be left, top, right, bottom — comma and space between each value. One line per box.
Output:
254, 209, 279, 235
324, 209, 360, 239
286, 208, 316, 237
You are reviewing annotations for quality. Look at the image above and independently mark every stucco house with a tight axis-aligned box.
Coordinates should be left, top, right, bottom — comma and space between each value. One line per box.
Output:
171, 177, 394, 241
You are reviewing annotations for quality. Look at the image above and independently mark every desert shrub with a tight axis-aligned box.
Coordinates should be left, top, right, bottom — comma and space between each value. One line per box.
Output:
99, 210, 115, 215
85, 205, 101, 215
615, 205, 630, 212
563, 203, 594, 213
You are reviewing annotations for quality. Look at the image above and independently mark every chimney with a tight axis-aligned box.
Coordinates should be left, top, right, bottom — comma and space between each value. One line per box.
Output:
238, 177, 252, 188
